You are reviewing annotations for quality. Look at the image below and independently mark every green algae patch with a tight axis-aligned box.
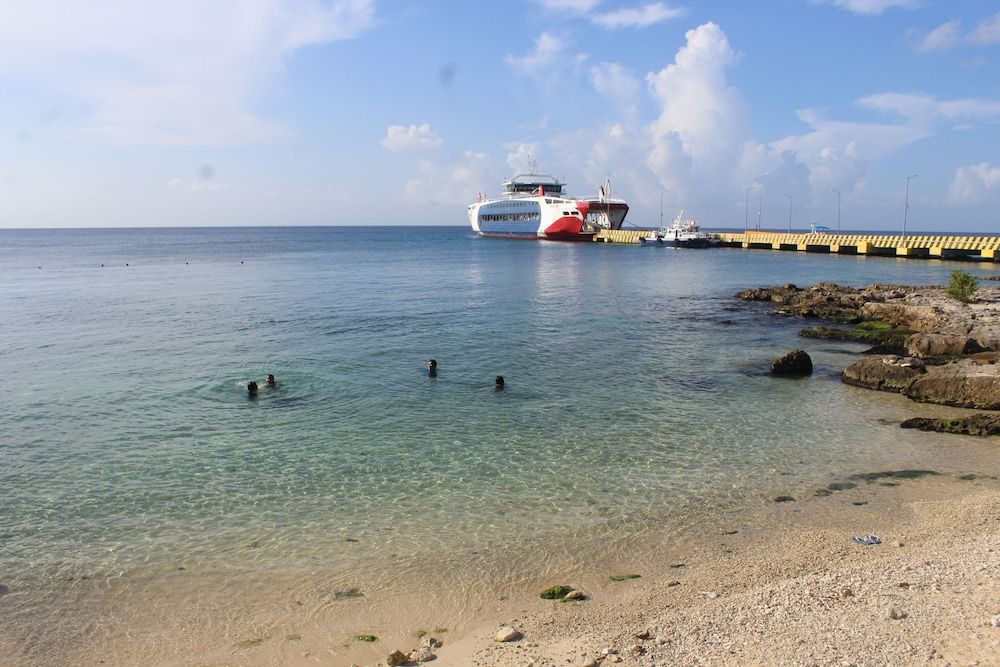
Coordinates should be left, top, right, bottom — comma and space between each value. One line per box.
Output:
234, 637, 265, 649
609, 574, 641, 582
412, 629, 427, 639
433, 626, 449, 634
284, 634, 302, 641
355, 634, 378, 642
540, 585, 574, 599
857, 321, 894, 331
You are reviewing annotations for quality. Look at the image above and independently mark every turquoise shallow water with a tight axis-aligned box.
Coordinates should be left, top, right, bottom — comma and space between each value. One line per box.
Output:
2, 226, 998, 660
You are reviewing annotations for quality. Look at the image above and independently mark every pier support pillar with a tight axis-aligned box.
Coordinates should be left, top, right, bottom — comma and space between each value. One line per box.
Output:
896, 246, 914, 257
771, 242, 782, 250
796, 243, 808, 251
857, 242, 873, 255
829, 245, 841, 254
982, 248, 997, 261
929, 247, 943, 258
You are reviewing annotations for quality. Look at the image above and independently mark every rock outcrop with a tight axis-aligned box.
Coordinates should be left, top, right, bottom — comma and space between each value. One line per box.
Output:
842, 355, 925, 393
903, 357, 1000, 410
905, 333, 985, 359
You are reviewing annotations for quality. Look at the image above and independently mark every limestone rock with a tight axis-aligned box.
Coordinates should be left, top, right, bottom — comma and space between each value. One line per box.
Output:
409, 647, 436, 662
494, 626, 522, 642
564, 589, 586, 600
905, 333, 985, 358
842, 355, 925, 393
904, 358, 1000, 409
770, 349, 813, 377
385, 649, 408, 667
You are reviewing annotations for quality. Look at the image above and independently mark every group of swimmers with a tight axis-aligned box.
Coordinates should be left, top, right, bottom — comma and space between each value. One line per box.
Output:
246, 374, 277, 396
246, 365, 506, 397
427, 359, 506, 390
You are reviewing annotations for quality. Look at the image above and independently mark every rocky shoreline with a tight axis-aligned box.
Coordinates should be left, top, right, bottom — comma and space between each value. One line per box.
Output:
739, 281, 1000, 429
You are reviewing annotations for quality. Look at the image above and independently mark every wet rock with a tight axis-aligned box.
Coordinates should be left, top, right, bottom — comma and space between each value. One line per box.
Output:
900, 414, 1000, 436
774, 496, 795, 503
770, 349, 813, 377
905, 333, 986, 359
842, 355, 925, 393
609, 574, 641, 581
540, 585, 574, 599
564, 589, 586, 600
0, 584, 9, 596
904, 358, 1000, 409
495, 626, 522, 642
421, 636, 443, 649
385, 650, 408, 666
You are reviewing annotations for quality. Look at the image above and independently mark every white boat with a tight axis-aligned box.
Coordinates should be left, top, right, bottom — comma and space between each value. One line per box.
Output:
638, 210, 713, 248
467, 166, 629, 241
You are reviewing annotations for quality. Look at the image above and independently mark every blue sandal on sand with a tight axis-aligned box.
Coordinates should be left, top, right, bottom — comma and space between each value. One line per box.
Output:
852, 534, 881, 545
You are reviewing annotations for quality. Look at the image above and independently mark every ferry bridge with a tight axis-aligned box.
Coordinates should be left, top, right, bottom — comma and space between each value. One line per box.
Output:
593, 229, 1000, 262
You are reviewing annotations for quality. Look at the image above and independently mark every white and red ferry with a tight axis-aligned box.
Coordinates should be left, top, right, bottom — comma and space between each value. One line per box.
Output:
468, 169, 629, 241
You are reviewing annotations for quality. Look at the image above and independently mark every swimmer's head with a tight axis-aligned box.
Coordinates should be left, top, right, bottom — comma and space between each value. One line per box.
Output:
266, 374, 276, 387
494, 375, 505, 388
428, 359, 437, 369
247, 381, 259, 395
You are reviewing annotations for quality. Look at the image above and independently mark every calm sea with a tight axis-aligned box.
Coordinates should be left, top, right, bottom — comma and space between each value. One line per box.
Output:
1, 226, 996, 663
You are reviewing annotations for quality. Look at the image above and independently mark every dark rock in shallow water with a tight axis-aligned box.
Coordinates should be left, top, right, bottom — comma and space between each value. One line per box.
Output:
900, 413, 1000, 436
540, 584, 574, 599
770, 350, 813, 377
773, 495, 795, 502
842, 355, 925, 393
850, 470, 941, 482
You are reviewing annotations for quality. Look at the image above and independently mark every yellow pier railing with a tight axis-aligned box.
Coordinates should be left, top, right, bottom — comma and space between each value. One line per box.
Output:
593, 229, 1000, 262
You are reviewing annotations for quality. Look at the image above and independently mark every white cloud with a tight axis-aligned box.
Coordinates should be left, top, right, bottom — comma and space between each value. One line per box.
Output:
590, 62, 640, 110
505, 32, 567, 73
950, 163, 1000, 202
591, 3, 686, 29
530, 0, 601, 12
506, 143, 543, 174
858, 92, 1000, 124
381, 124, 443, 152
646, 22, 746, 177
911, 13, 1000, 52
0, 0, 375, 145
403, 150, 497, 206
917, 19, 961, 52
969, 12, 1000, 45
812, 0, 918, 16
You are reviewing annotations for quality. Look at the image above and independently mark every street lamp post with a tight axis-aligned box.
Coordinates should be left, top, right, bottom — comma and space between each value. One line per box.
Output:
831, 188, 841, 232
755, 196, 762, 231
783, 193, 792, 233
744, 186, 753, 233
903, 174, 917, 240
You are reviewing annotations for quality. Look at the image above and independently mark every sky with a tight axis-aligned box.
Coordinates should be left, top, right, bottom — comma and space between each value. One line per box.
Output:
1, 0, 999, 232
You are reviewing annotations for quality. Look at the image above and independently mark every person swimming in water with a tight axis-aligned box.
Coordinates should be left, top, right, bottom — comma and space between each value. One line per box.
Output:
494, 375, 505, 391
427, 359, 437, 378
247, 381, 259, 396
266, 374, 277, 388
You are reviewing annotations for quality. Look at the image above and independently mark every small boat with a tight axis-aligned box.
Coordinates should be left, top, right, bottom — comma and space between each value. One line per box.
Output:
661, 210, 712, 248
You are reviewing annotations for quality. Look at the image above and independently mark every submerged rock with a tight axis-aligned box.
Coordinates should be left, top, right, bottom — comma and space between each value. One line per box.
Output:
770, 349, 813, 377
842, 355, 925, 393
539, 585, 574, 599
900, 414, 1000, 436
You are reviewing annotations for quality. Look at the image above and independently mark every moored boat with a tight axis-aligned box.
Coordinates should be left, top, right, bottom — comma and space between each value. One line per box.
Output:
468, 169, 629, 241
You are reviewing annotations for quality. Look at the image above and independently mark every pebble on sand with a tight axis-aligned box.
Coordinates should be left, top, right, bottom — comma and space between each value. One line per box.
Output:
888, 606, 908, 620
385, 649, 408, 666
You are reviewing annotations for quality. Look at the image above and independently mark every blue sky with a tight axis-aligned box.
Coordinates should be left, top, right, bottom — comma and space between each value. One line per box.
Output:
1, 0, 999, 231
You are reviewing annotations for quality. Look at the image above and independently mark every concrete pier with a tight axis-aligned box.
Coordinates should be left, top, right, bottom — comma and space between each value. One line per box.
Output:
593, 229, 1000, 262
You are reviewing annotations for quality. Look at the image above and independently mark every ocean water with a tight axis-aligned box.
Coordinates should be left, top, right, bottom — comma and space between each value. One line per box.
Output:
2, 226, 998, 663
